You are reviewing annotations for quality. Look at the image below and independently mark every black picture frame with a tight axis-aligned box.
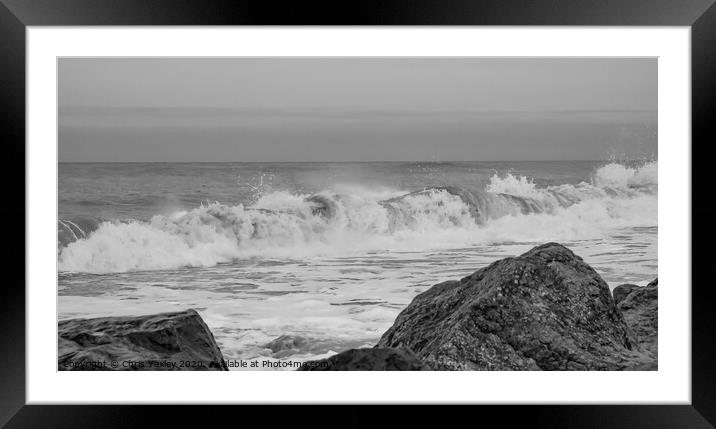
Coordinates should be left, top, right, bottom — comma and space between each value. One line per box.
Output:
2, 0, 714, 427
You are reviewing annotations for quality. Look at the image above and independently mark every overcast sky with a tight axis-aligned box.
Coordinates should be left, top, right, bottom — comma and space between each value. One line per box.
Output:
59, 58, 657, 162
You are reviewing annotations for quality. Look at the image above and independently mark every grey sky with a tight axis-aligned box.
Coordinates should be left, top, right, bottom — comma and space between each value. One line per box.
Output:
59, 58, 657, 162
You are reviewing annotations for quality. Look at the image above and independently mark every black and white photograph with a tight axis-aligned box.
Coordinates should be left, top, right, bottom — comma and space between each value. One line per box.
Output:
57, 57, 658, 372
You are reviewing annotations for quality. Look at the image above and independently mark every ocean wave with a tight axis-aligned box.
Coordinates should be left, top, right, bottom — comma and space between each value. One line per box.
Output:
58, 162, 657, 273
58, 216, 104, 249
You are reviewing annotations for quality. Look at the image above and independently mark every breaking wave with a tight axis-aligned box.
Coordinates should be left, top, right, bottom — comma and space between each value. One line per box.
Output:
58, 161, 657, 273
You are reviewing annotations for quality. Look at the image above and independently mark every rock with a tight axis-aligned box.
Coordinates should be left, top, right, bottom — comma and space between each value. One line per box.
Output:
378, 243, 653, 370
617, 278, 658, 359
264, 335, 317, 358
265, 335, 309, 354
58, 309, 228, 371
263, 335, 366, 358
613, 284, 641, 305
297, 347, 431, 371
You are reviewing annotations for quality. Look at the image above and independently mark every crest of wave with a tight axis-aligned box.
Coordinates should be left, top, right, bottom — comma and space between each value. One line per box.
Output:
485, 172, 542, 199
57, 189, 476, 273
592, 161, 657, 189
58, 162, 656, 274
486, 161, 657, 203
57, 202, 324, 273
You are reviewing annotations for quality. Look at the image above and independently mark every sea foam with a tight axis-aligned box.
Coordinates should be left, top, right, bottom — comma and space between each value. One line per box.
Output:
58, 162, 657, 273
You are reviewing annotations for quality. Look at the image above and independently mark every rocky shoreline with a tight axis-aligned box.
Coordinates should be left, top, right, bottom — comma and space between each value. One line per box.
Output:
58, 243, 657, 371
59, 309, 228, 371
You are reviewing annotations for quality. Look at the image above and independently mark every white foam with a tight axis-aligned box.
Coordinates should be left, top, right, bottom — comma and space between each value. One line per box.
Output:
486, 172, 542, 199
58, 162, 658, 274
593, 161, 658, 190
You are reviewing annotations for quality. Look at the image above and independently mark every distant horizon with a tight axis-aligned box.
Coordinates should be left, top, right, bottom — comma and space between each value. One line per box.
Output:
58, 159, 651, 164
60, 105, 658, 113
59, 57, 657, 163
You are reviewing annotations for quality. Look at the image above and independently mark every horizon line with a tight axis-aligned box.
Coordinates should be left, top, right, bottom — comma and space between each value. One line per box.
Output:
58, 105, 658, 115
58, 159, 652, 164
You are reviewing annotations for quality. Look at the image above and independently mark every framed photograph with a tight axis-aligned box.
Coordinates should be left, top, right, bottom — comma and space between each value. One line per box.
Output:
4, 0, 714, 426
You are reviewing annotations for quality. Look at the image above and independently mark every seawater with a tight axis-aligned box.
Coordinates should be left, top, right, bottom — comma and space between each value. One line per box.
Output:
58, 161, 657, 369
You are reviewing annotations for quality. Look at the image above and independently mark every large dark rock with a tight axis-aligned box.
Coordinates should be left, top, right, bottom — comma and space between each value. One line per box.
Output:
297, 348, 431, 371
617, 278, 658, 360
378, 243, 654, 370
58, 309, 228, 371
613, 284, 641, 305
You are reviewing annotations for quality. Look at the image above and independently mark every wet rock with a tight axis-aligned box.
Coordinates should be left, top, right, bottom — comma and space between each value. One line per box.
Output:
266, 335, 309, 354
263, 335, 364, 358
613, 284, 642, 305
617, 278, 658, 360
378, 243, 654, 370
58, 309, 228, 371
297, 347, 430, 371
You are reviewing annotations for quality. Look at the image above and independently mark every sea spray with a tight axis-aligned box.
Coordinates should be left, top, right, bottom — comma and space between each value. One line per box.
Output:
58, 162, 657, 274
